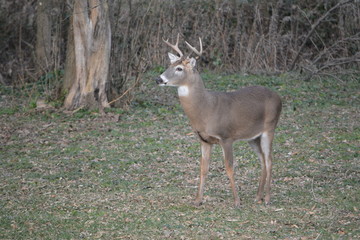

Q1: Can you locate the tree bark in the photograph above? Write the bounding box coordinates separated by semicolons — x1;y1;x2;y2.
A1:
63;0;111;110
268;0;282;71
35;0;65;79
35;0;52;75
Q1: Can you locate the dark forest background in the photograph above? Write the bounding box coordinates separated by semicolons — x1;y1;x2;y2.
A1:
0;0;359;108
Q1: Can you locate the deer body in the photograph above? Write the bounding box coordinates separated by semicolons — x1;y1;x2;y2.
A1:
156;35;282;207
179;85;280;143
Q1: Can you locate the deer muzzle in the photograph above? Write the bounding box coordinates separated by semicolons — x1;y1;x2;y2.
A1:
155;76;168;85
155;77;163;84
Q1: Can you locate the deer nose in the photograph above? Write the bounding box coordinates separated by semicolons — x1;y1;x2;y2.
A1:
155;76;164;85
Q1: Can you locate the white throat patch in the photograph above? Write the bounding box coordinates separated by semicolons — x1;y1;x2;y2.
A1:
178;86;189;97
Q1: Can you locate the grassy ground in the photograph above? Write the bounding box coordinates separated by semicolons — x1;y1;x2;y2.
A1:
1;72;359;239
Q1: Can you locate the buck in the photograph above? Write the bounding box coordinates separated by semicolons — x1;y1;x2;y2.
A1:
155;34;282;207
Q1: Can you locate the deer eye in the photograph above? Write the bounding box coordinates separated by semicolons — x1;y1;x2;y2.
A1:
176;67;183;72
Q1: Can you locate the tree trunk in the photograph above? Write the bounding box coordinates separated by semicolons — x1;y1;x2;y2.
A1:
63;0;111;110
268;0;282;71
35;0;53;76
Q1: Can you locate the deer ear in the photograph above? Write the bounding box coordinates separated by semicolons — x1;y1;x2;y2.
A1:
168;52;180;64
189;57;197;68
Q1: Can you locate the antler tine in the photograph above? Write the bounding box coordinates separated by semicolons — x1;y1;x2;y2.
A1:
162;33;183;57
185;37;203;56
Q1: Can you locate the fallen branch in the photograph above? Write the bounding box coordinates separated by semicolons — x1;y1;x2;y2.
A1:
317;53;360;72
303;53;360;81
108;75;141;106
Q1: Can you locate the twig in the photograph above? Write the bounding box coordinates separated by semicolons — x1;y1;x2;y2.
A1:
311;178;319;202
108;75;141;105
289;0;354;71
314;233;322;240
72;106;83;113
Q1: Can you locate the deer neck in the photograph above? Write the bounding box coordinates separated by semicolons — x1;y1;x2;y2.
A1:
178;74;212;131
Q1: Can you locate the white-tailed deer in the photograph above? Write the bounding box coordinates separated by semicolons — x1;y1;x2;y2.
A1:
155;34;282;207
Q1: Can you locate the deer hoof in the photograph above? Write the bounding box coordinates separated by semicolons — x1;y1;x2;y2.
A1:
265;195;271;205
255;197;263;204
194;200;203;207
264;200;271;206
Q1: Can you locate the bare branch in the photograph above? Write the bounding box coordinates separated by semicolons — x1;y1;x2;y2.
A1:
289;0;355;71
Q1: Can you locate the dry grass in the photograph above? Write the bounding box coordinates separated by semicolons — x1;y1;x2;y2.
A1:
1;72;359;239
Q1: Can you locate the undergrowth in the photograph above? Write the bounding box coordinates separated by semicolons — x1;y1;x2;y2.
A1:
0;72;359;239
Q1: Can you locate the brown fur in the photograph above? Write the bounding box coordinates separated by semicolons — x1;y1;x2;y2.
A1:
157;57;282;207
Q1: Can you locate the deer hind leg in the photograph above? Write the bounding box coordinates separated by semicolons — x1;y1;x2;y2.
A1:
195;141;213;206
248;137;266;204
249;132;274;205
261;132;274;205
220;140;241;208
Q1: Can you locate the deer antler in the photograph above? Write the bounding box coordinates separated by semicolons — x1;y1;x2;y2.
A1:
162;33;183;58
185;37;203;57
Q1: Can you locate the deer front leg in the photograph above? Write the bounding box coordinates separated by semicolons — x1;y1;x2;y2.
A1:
195;141;212;206
220;140;241;208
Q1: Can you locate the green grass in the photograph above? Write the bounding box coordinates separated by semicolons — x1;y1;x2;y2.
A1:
0;72;359;239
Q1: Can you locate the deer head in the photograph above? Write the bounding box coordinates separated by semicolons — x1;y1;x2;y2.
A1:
155;34;203;90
